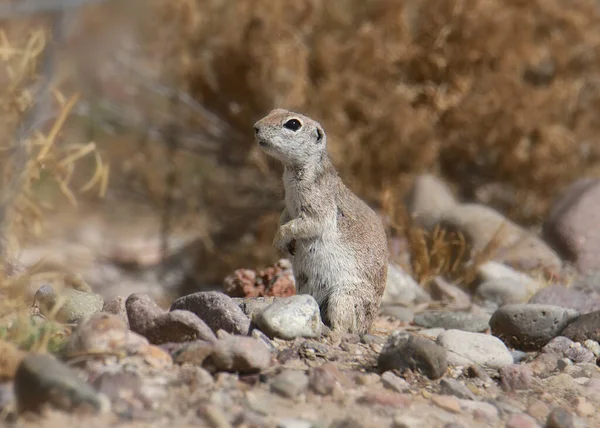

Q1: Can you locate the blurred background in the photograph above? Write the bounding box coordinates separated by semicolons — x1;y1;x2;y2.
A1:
1;0;600;305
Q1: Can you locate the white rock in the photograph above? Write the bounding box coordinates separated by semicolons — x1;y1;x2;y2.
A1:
382;263;431;307
256;295;322;340
436;329;513;370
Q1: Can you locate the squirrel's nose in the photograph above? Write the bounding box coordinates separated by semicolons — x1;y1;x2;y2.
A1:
253;125;260;135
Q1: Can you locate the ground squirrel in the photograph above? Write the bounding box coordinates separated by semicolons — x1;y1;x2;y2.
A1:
254;109;388;334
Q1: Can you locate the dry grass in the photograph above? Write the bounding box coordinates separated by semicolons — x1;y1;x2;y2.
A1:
0;18;107;352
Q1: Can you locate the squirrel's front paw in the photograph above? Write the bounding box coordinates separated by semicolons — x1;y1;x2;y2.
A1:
273;227;292;254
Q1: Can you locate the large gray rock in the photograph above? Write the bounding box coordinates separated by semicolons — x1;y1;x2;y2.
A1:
170;291;251;335
15;354;106;413
127;293;216;344
489;304;579;351
543;178;600;274
436;329;513;369
378;331;448;379
255;295;322;340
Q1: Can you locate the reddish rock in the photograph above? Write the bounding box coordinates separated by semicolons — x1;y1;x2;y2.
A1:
223;259;296;298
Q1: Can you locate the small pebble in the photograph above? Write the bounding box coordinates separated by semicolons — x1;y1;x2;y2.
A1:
381;371;411;393
270;370;309;399
500;364;533;391
546;407;575;428
439;378;475;400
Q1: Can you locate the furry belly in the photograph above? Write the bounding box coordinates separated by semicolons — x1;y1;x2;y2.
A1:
291;238;358;304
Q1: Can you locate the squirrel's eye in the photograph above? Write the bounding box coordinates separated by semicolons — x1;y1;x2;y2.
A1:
283;119;302;131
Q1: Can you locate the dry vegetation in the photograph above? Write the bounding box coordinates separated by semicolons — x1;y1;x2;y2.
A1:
2;0;600;293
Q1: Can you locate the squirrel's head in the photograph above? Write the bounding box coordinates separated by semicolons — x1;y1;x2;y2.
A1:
254;109;326;166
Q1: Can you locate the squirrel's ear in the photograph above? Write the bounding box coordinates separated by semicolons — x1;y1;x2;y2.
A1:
316;127;323;142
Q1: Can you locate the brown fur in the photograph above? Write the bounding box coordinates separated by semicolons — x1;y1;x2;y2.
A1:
254;109;388;333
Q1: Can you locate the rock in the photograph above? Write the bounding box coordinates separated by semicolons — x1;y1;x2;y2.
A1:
381;263;431;307
64;313;172;369
233;297;278;320
431;394;461;413
357;391;410;407
557;358;572;371
14;353;106;413
172;340;215;366
170;291;251;335
330;419;363;428
381;371;411;393
439;204;562;271
436;329;513;369
584;339;600;356
529;285;600;314
417;328;446;340
466;365;494;383
413;311;490;333
500;364;533;391
542;178;600;274
545;407;575;428
459;400;499;422
573;397;594;417
489;304;579;351
429;276;471;309
0;340;26;380
542;336;595;363
255;295;322;340
251;329;277;353
405;174;458;231
506;414;541;428
211;335;271;373
561;310;600;343
512;350;529;363
308;363;352;395
439;378;475;400
270;369;309;398
276;419;313;428
126;293;216;344
476;279;533;308
526;353;560;378
380;306;414;322
476;262;542;307
527;400;550;421
563;362;600;379
224;259;296;298
378;331;447;379
102;296;128;326
393;415;427;428
92;371;143;414
478;261;540;286
34;285;104;324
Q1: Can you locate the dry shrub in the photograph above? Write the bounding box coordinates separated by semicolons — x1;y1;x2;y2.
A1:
165;0;600;226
